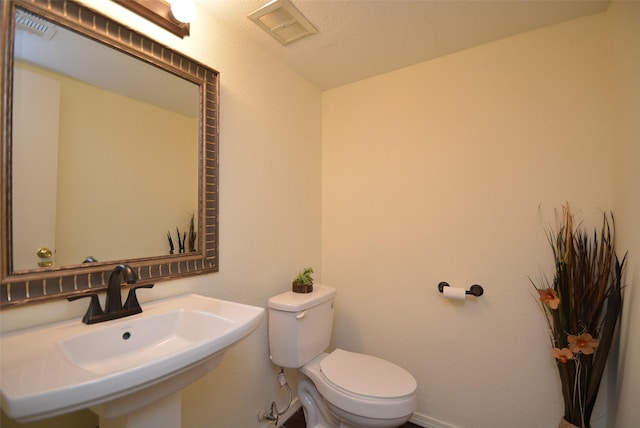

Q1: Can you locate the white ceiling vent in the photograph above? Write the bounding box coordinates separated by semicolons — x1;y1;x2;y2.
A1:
248;0;317;46
15;9;57;40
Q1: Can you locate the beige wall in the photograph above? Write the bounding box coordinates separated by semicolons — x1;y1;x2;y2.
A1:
13;62;198;267
55;71;198;264
323;5;636;428
1;0;322;427
2;2;638;428
608;2;640;428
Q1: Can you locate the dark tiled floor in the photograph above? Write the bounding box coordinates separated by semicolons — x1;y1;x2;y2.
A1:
281;407;421;428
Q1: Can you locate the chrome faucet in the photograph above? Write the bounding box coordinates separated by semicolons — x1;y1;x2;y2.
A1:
68;264;154;324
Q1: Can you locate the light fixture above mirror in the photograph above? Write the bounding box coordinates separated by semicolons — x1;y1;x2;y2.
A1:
169;0;197;24
113;0;193;38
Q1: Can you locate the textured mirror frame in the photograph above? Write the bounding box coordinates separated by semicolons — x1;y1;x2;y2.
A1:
0;0;219;307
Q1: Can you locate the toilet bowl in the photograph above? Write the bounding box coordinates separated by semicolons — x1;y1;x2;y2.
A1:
267;284;417;428
300;350;416;428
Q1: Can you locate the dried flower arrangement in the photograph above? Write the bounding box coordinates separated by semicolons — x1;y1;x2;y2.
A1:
532;204;626;428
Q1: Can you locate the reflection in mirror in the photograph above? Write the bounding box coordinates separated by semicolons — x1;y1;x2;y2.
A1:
13;14;199;270
1;0;219;307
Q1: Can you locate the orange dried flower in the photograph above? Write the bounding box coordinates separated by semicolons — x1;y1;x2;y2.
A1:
568;333;599;355
552;347;574;363
537;288;560;309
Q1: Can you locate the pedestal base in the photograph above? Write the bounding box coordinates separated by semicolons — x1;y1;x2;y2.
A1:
99;392;181;428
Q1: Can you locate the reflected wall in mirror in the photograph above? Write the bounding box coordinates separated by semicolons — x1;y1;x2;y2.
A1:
1;0;219;306
13;16;199;269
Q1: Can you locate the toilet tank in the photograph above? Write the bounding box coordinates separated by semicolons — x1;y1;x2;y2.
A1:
268;284;337;368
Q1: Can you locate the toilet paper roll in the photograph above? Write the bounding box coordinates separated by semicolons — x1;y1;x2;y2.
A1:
443;286;466;300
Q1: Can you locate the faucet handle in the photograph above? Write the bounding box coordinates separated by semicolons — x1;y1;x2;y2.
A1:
124;284;155;312
68;293;103;324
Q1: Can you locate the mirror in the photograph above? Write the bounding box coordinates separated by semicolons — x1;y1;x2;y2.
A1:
1;0;219;306
13;16;200;269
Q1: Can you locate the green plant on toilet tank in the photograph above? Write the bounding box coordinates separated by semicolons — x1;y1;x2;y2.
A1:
292;267;314;293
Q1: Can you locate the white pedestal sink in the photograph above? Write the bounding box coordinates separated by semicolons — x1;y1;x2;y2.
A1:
0;294;264;427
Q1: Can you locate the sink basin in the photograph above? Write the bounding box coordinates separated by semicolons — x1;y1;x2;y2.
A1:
0;293;264;423
58;309;233;376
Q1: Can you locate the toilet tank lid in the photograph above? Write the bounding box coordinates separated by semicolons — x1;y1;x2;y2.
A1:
268;284;337;312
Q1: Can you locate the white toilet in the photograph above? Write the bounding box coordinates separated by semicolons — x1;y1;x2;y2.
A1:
268;284;417;428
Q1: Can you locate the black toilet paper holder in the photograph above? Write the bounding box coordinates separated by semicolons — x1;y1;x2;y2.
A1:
438;281;484;297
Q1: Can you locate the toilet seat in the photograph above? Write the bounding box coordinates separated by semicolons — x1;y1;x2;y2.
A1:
320;349;416;399
301;350;416;421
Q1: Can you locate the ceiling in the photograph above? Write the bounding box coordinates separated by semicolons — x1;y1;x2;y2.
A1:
15;15;197;117
200;0;610;90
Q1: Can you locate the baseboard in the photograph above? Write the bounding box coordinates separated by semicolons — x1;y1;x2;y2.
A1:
410;411;457;428
268;399;452;428
276;397;302;427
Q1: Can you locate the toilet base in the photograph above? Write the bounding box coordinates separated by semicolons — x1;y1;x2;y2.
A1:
297;375;413;428
298;377;339;428
327;401;412;428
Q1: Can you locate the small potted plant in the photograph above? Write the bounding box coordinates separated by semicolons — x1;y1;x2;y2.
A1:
292;267;314;293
